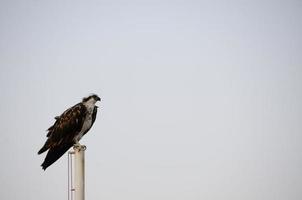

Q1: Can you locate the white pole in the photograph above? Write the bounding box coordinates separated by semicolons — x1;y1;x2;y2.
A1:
74;145;86;200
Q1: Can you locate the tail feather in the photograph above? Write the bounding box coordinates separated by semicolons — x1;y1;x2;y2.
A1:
41;143;73;170
38;144;49;155
38;139;52;154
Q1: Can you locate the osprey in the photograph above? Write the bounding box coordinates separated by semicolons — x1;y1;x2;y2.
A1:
38;94;101;170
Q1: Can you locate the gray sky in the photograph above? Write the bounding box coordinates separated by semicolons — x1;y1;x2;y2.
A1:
0;0;302;199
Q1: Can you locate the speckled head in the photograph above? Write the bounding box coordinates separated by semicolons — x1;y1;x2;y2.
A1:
82;94;101;103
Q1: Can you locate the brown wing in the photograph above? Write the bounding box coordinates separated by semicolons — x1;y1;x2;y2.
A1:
38;103;87;170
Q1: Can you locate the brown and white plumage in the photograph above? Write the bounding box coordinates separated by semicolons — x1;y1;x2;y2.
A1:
38;94;100;170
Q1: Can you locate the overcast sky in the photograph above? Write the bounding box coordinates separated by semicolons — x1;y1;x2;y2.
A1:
0;0;302;200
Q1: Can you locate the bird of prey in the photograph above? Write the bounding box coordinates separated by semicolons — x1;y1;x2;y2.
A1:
38;94;101;170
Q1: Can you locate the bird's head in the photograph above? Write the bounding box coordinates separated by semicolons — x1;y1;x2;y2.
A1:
82;94;101;104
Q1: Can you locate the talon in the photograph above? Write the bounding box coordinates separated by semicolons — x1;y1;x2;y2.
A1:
73;142;81;149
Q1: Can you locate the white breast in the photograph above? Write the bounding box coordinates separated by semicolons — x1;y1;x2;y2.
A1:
75;100;96;142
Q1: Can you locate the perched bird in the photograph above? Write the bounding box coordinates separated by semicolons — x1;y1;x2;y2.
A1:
38;94;101;170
